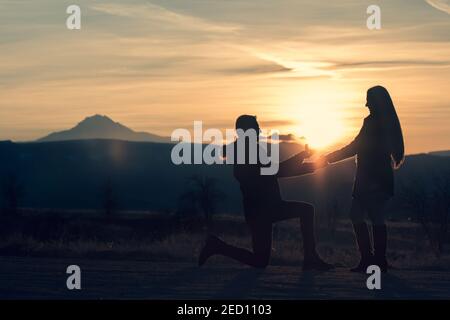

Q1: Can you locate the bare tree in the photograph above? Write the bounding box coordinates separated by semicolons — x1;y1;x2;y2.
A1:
180;175;223;231
432;173;450;254
399;176;439;256
326;197;340;239
1;173;24;217
102;177;116;219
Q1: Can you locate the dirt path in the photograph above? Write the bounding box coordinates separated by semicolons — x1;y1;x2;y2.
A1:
0;256;449;299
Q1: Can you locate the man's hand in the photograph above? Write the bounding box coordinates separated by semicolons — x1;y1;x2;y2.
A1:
298;147;315;159
313;155;329;169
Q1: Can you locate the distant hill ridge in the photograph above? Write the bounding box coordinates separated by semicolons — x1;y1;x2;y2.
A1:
0;138;448;213
27;114;450;159
429;150;450;157
37;114;171;143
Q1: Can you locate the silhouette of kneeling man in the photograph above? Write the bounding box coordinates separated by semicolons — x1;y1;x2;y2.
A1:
198;115;333;270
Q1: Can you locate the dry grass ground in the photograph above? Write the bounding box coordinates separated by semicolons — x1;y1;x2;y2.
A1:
1;256;450;299
1;212;449;299
0;212;449;271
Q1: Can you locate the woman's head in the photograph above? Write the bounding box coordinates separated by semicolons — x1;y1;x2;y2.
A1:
366;86;389;114
366;86;405;169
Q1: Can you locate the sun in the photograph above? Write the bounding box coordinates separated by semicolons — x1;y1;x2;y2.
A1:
280;82;351;151
295;106;345;150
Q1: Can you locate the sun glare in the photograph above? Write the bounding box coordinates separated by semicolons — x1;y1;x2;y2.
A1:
280;83;352;151
297;113;344;150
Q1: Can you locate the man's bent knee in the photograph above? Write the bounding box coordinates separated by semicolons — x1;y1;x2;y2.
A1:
303;204;315;221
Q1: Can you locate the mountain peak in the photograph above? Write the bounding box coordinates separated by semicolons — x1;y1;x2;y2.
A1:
84;114;111;121
84;114;113;122
76;114;125;130
37;115;170;143
79;114;117;124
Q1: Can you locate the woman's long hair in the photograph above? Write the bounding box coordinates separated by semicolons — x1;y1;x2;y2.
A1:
367;86;405;169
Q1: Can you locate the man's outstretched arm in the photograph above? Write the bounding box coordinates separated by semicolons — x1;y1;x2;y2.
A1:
277;151;318;177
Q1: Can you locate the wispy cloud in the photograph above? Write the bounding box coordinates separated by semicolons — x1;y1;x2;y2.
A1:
259;120;297;127
217;62;292;75
90;2;241;33
425;0;450;14
278;134;304;142
244;50;336;78
325;59;450;71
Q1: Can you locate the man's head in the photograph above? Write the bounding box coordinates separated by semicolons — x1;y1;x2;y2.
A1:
235;115;259;138
233;114;279;175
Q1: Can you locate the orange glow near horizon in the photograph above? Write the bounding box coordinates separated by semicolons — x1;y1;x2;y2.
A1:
272;82;360;151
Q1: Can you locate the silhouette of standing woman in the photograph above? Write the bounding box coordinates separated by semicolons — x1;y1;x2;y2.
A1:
325;86;405;272
198;115;333;270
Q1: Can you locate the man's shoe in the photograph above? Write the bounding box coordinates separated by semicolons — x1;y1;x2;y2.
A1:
303;254;334;271
198;235;221;267
350;255;374;273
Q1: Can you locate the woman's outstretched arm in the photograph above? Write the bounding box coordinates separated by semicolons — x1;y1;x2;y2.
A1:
326;121;364;163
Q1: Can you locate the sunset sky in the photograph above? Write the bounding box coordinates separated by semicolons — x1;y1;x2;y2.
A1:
0;0;449;153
